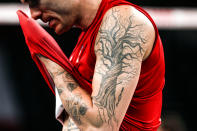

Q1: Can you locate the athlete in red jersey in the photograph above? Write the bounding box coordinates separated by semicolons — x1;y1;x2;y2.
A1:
20;0;165;130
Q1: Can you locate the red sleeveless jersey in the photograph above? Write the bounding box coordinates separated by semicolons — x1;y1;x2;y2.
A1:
69;0;165;130
17;0;165;130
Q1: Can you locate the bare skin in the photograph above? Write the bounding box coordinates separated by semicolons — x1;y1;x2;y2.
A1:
21;0;102;34
21;0;155;130
38;6;155;130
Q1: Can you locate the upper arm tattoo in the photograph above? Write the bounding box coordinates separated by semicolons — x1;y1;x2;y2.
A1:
92;8;147;126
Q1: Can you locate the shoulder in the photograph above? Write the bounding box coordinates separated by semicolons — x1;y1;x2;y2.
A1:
102;5;155;35
95;5;155;60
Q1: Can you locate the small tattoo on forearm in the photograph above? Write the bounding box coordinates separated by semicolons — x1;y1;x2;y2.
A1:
57;88;63;95
67;83;78;92
63;72;79;92
67;118;80;131
65;95;88;125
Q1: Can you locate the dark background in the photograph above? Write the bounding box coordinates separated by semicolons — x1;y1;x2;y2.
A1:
0;0;196;131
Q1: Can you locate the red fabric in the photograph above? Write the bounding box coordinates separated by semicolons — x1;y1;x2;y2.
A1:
69;0;165;130
17;10;92;95
17;0;165;130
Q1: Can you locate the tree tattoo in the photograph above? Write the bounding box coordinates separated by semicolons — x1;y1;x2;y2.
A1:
93;8;147;126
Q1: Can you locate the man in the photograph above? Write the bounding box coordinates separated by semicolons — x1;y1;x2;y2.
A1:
21;0;165;130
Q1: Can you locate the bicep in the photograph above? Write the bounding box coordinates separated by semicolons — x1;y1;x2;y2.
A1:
91;6;153;127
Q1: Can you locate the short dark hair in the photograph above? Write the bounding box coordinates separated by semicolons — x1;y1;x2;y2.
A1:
25;0;39;8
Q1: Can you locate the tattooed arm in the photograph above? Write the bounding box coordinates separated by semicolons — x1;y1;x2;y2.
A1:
62;117;80;131
39;5;155;131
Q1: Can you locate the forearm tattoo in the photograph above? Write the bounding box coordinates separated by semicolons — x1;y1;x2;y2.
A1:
64;94;88;125
65;118;80;131
55;71;87;125
63;73;78;92
92;8;147;126
57;88;63;95
38;54;87;128
56;71;78;92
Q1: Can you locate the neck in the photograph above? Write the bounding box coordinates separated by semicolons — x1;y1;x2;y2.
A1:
76;0;102;30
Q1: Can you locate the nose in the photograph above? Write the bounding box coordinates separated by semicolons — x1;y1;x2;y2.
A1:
30;8;42;20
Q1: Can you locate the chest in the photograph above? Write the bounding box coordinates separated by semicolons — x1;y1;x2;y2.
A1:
69;32;96;83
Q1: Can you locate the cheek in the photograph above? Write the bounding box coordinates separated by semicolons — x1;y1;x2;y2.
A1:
54;13;75;33
55;24;64;34
53;3;71;15
61;15;75;26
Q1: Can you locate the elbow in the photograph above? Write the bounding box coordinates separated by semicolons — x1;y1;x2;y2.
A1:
81;110;120;130
90;118;104;128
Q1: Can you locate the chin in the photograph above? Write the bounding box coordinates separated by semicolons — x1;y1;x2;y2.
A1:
55;24;72;35
55;30;64;35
